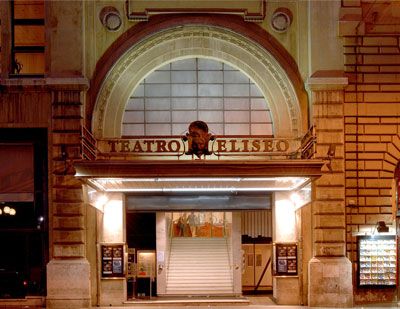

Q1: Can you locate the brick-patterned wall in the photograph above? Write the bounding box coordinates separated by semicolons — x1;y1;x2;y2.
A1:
51;90;86;258
341;0;400;303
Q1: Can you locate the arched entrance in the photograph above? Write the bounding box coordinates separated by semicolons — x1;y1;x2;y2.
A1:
89;15;307;140
83;14;320;306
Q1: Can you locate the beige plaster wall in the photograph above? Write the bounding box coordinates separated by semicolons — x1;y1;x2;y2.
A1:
82;1;344;82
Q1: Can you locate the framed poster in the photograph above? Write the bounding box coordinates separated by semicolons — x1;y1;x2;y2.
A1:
274;243;297;276
101;244;124;278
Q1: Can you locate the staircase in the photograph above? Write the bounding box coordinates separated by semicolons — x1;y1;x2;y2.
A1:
166;237;233;295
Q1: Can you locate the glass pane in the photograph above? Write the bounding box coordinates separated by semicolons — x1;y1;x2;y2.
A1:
171;84;196;97
14;53;44;74
208;123;223;135
146;111;170;123
172;98;197;110
198;111;223;123
14;25;45;46
145;124;171;135
251;98;267;110
225;111;250;123
145;84;170;97
172;123;190;135
224;71;249;83
14;0;45;19
122;124;145;136
198;84;223;97
198;98;223;110
145;98;170;110
250;84;263;97
171;71;196;83
126;98;145;111
224;98;250;110
145;71;170;84
172;111;197;123
198;71;223;83
225;124;250;135
131;84;144;97
123;111;144;123
224;84;249;97
251;111;271;123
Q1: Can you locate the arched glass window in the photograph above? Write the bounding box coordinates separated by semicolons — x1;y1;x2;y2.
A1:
122;58;273;136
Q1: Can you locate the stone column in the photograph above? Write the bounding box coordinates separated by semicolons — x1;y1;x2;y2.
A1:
306;71;353;307
46;86;91;309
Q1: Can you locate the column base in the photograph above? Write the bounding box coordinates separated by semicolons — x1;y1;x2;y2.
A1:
308;257;353;307
46;259;91;309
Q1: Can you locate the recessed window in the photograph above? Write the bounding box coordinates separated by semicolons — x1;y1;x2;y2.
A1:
122;58;274;136
11;0;45;76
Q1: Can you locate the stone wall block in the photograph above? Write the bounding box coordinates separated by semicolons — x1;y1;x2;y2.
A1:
314;214;345;228
53;244;85;258
53;175;83;188
314;228;346;243
315;186;345;200
53;216;84;229
313;200;345;214
53;119;82;132
53;202;84;216
53;230;85;243
54;188;83;202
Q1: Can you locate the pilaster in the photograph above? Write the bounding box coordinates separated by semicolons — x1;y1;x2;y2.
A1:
47;85;90;308
306;71;353;307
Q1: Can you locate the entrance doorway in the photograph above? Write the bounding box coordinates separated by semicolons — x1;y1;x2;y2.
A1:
126;212;156;299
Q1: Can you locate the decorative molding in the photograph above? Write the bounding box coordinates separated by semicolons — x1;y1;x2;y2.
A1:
126;0;266;22
93;25;302;140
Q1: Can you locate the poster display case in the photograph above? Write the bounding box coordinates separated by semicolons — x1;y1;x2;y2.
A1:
101;244;124;278
273;243;297;276
357;235;396;287
137;250;156;279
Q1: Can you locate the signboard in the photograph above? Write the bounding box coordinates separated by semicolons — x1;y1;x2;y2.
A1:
98;137;298;157
137;250;156;279
101;244;124;278
274;243;297;276
127;0;266;22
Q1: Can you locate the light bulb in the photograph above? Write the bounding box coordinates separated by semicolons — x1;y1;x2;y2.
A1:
3;206;10;214
9;208;16;216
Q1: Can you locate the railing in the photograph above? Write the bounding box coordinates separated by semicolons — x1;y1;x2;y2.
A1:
301;125;316;159
81;126;97;160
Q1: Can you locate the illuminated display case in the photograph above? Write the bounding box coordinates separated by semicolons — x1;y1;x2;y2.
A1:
357;235;397;287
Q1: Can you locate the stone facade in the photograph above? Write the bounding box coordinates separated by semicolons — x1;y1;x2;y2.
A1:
0;0;399;307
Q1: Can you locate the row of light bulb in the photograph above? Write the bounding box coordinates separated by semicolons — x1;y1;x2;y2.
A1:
0;206;16;216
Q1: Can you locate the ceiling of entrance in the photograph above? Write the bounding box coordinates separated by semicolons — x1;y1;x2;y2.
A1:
87;176;309;193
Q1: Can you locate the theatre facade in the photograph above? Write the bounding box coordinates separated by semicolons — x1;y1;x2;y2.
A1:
0;0;400;308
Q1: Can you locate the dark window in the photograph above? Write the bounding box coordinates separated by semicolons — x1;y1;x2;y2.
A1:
0;129;48;296
11;0;45;76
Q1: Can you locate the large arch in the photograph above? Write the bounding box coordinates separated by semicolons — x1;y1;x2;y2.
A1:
89;14;308;139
